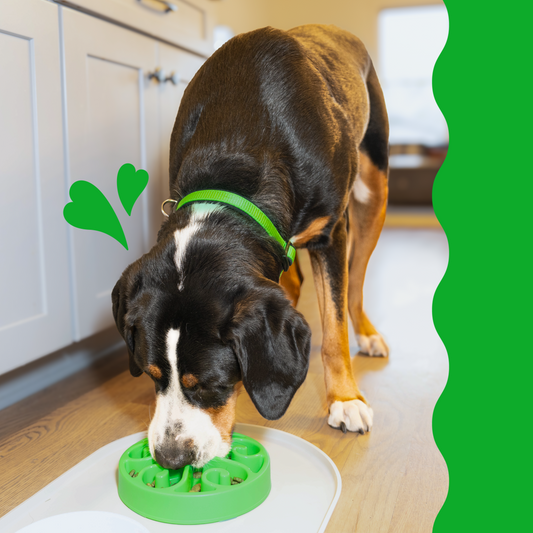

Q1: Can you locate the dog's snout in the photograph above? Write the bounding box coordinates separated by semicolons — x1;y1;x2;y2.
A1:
154;437;197;470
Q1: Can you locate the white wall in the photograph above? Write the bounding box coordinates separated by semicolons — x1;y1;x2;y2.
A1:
212;0;445;68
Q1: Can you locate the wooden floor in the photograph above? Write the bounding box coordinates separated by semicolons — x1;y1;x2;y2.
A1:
0;227;449;532
384;206;441;229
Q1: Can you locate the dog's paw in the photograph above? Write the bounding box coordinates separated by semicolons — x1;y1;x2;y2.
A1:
328;399;373;434
355;333;389;357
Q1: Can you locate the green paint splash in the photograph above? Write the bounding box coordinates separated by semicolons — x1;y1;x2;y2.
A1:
432;1;533;531
63;164;151;250
117;163;149;216
64;180;128;249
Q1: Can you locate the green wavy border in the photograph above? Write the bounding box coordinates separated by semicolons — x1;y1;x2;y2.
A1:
432;0;533;530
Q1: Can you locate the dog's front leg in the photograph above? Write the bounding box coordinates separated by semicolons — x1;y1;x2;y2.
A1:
309;217;373;434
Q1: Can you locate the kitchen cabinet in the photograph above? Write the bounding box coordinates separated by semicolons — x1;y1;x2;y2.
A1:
0;0;209;372
62;8;161;340
63;7;208;341
157;43;205;200
0;0;72;375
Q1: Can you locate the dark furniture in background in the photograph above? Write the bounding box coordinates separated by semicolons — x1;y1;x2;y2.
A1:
387;145;447;206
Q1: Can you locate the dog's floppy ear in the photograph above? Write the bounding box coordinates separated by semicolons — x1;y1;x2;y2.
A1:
227;280;311;420
112;276;143;377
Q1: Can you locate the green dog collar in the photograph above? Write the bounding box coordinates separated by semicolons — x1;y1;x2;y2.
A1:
176;190;296;273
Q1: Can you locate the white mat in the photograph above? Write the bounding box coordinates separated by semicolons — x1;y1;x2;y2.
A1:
1;424;341;533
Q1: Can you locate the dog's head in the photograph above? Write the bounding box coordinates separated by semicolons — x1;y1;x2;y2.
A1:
112;211;311;468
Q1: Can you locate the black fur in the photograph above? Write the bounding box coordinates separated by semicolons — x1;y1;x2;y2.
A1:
112;204;311;419
112;25;387;430
226;279;311;419
168;26;381;249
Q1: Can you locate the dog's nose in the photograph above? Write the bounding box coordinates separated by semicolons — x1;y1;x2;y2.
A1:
154;438;197;470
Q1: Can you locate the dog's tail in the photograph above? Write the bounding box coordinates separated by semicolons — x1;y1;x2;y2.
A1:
360;63;390;174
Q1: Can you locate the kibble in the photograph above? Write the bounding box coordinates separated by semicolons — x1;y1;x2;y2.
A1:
189;483;201;493
193;471;202;479
151;481;156;488
232;477;243;484
129;470;136;477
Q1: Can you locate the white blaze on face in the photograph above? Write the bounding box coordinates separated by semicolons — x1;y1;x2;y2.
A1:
173;203;223;290
147;328;231;467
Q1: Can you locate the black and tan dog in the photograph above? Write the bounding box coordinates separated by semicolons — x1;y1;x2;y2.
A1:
112;24;389;470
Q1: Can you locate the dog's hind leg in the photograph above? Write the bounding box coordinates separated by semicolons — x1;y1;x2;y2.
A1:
309;218;373;433
347;64;390;357
346;154;389;357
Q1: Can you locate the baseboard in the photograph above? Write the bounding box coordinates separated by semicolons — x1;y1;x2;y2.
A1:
0;328;124;411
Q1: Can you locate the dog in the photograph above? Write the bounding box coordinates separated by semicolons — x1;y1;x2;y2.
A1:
112;24;389;470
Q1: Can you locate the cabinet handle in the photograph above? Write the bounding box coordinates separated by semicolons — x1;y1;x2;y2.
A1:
137;0;178;14
165;71;180;85
148;67;165;83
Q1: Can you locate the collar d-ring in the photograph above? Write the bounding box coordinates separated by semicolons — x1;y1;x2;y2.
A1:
161;198;178;217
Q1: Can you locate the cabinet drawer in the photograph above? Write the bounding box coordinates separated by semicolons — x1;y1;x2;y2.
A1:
56;0;213;57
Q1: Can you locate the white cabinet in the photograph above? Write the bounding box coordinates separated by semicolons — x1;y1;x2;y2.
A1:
63;9;205;341
62;9;161;340
0;0;208;373
0;0;72;375
157;43;205;199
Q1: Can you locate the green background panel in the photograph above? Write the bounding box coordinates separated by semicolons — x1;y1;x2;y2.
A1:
432;0;533;531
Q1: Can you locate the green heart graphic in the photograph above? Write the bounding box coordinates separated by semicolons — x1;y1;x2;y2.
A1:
63;181;128;250
117;163;149;216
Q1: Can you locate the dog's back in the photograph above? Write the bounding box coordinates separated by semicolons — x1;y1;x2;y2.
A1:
288;24;389;186
168;25;385;244
288;24;372;141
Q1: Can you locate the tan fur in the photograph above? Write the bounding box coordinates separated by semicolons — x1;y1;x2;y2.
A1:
292;216;331;246
181;373;198;388
347;152;388;344
148;364;162;380
204;386;240;444
309;232;365;406
279;252;304;307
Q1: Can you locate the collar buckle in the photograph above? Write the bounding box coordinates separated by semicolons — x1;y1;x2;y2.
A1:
161;198;177;217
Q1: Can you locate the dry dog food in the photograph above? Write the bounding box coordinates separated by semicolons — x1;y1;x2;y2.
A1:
231;477;243;485
189;483;201;493
193;471;202;479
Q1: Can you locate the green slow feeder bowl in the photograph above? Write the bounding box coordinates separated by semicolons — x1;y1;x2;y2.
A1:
117;432;271;524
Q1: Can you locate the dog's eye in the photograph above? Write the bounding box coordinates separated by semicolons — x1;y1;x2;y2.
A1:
145;370;163;393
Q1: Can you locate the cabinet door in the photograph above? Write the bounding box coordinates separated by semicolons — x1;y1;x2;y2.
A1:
0;0;72;375
62;8;161;341
157;43;205;201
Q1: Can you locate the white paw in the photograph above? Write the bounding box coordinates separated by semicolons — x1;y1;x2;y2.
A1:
356;333;389;357
328;399;373;434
